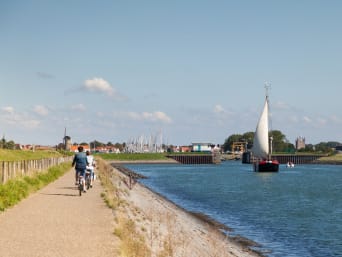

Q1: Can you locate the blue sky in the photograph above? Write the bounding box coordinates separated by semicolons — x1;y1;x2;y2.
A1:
1;0;342;146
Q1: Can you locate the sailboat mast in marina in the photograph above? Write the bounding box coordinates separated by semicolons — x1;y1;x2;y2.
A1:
252;84;279;172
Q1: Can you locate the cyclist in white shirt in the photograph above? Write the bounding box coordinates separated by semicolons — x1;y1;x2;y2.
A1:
86;151;96;188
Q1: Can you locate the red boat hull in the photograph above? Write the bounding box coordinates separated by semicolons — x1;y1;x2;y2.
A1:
254;160;279;172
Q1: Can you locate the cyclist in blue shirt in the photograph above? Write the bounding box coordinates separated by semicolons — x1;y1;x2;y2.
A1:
72;146;88;192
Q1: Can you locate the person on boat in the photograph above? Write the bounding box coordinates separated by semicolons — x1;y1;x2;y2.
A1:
286;162;294;168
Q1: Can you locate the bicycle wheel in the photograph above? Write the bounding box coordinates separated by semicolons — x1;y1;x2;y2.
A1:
79;183;83;196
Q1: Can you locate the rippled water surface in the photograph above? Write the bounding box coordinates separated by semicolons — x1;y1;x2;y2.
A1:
125;162;342;257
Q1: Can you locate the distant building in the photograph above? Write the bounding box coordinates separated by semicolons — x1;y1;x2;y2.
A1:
335;145;342;152
70;144;91;152
63;136;72;151
180;146;191;153
192;143;213;152
296;137;306;150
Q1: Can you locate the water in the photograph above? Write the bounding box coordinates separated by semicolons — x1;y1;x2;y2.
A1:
125;161;342;257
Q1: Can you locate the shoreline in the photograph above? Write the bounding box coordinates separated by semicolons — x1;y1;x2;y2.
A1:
111;162;265;257
109;159;179;164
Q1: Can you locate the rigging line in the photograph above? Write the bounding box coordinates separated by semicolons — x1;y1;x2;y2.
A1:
264;82;274;133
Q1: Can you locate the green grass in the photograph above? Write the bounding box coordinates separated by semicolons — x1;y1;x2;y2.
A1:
317;153;342;163
0;162;71;211
97;153;169;161
0;149;64;161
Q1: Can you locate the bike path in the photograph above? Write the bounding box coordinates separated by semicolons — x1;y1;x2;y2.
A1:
0;169;118;257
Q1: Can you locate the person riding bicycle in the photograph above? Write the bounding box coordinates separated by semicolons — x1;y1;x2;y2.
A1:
72;146;88;192
86;150;95;188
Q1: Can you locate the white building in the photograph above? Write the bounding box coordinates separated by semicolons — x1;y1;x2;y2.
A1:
192;143;213;152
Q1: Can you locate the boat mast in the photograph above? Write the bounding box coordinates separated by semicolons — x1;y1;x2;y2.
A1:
265;82;273;160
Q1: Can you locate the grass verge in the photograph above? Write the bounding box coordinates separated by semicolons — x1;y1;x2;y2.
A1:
316;153;342;163
0;162;71;211
96;153;169;161
97;157;153;257
0;149;66;161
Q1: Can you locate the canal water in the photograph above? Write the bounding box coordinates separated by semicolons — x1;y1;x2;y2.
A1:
125;161;342;257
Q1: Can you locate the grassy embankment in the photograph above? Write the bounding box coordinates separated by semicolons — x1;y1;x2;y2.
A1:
0;149;69;161
97;156;195;257
315;152;342;164
0;150;71;211
96;157;151;256
97;153;234;257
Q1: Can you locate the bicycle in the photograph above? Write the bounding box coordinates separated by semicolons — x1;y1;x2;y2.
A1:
78;175;85;196
85;170;91;190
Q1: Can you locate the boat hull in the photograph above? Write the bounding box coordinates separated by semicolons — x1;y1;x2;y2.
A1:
254;160;279;172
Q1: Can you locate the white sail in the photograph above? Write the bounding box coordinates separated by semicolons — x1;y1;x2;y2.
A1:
252;99;269;159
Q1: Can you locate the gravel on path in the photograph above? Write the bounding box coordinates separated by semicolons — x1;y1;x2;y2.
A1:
0;169;118;257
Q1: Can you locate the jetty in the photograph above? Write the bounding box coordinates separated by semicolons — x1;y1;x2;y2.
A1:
242;152;326;164
166;153;221;164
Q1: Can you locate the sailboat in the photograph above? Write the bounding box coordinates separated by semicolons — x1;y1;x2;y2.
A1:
252;85;279;172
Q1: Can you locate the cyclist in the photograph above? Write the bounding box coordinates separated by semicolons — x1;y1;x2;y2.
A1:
72;146;88;193
86;150;95;188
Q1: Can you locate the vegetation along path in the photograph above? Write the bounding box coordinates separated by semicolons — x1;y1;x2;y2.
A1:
0;169;118;257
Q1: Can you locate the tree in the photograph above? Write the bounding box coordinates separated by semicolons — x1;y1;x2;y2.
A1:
222;132;255;152
222;134;242;152
89;140;104;148
223;130;296;153
5;140;16;150
242;132;255;149
114;142;124;151
0;136;5;149
269;130;295;153
315;142;335;154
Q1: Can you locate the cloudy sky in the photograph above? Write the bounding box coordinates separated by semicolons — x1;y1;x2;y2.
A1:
1;1;342;146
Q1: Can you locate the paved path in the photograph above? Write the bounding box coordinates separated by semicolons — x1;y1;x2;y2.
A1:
0;170;118;257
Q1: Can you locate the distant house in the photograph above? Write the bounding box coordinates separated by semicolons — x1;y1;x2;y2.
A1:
35;145;55;151
70;145;91;152
180;146;191;153
192;143;213;153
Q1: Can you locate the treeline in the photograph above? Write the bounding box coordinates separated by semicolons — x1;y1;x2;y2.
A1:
73;140;126;152
222;130;341;154
0;137;18;150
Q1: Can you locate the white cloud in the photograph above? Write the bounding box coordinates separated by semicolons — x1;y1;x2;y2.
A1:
149;111;172;123
71;104;86;111
84;77;113;94
21;119;41;129
330;115;342;124
139;111;172;123
214;104;225;114
33;105;49;116
303;116;312;123
274;101;290;110
115;110;172;124
127;111;141;120
2;106;14;114
317;117;327;126
0;109;41;129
